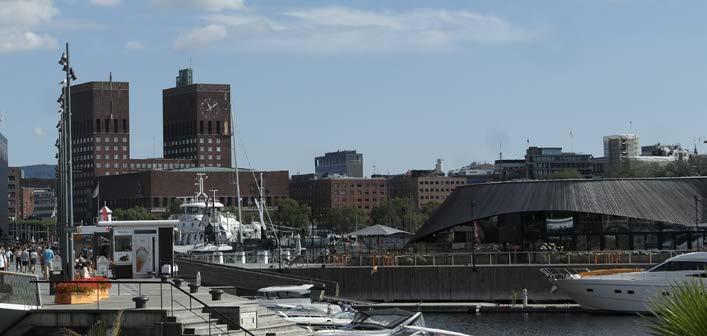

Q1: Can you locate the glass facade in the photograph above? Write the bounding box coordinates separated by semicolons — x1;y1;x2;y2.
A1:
454;211;705;251
0;133;7;237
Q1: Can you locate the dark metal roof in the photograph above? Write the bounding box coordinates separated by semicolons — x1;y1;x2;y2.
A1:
411;177;707;242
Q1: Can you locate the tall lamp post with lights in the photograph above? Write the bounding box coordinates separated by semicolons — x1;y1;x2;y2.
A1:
57;43;77;280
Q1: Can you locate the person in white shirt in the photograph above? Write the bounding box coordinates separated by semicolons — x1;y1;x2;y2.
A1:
4;249;12;271
0;248;6;271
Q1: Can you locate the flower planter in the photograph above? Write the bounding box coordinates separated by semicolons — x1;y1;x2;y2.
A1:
55;291;97;304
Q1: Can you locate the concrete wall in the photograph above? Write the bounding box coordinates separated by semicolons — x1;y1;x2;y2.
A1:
291;264;645;302
10;310;165;336
176;260;339;296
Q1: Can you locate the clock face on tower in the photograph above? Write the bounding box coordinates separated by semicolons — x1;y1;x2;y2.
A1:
199;97;219;119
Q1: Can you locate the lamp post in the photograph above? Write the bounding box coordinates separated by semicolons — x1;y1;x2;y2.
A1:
470;200;477;272
57;43;77;280
695;196;702;251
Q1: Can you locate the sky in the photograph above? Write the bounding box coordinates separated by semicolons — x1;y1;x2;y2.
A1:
2;0;707;176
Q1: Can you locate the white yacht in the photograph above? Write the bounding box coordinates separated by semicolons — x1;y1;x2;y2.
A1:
316;309;469;336
542;252;707;312
172;173;262;250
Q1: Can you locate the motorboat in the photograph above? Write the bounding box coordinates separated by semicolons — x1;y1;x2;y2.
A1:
541;252;707;312
316;309;469;336
277;307;355;330
256;284;341;314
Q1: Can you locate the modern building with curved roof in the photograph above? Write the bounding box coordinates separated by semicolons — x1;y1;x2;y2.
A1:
411;177;707;251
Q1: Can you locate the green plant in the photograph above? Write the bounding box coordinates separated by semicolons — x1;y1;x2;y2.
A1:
64;310;123;336
648;281;707;336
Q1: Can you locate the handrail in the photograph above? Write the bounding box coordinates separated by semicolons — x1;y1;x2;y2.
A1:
169;289;231;336
32;279;256;336
168;280;256;336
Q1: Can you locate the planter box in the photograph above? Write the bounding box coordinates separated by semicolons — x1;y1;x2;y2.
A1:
55;291;98;304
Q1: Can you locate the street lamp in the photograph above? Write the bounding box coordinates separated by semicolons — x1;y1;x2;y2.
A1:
57;43;77;280
470;200;478;272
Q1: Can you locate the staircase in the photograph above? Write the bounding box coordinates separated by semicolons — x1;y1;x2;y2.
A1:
168;290;311;336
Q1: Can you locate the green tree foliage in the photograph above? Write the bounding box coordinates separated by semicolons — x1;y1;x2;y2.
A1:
112;207;155;221
273;198;311;228
649;281;707;336
166;199;183;217
610;159;699;178
327;206;367;233
545;168;584;180
370;198;438;233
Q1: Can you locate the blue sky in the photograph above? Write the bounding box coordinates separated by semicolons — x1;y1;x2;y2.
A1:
2;0;707;176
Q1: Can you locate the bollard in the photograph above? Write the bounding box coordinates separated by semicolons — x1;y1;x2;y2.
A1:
235;251;246;264
209;289;224;301
522;288;528;307
214;252;224;264
132;296;149;309
173;278;183;287
188;283;199;294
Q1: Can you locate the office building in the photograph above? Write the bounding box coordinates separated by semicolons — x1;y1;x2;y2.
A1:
315;150;363;177
603;134;640;172
448;162;495;184
32;188;57;219
387;160;466;209
525;147;594;179
96;168;288;217
0;134;7;235
289;175;388;225
8;167;20;222
493;159;526;181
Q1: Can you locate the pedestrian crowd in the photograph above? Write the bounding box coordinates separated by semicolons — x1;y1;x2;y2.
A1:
0;243;56;279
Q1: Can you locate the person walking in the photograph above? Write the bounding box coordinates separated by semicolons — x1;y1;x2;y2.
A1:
42;247;55;279
4;248;12;271
0;248;6;272
21;249;30;273
14;247;21;272
29;248;39;274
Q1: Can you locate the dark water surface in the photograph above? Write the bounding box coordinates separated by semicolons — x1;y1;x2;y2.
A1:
425;312;650;336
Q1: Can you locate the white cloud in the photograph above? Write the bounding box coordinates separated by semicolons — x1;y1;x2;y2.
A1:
33;127;47;137
174;25;228;51
125;41;145;50
178;6;534;52
154;0;245;12
90;0;120;7
0;0;58;53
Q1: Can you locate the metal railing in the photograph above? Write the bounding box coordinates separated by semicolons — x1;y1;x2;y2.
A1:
184;249;689;268
31;278;255;336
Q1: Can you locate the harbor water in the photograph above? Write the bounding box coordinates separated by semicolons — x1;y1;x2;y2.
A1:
425;313;650;336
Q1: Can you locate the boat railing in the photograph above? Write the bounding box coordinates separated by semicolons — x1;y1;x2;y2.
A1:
184;249;688;268
539;267;591;280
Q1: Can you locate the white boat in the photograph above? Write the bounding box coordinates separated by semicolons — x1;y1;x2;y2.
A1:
256;284;341;314
278;308;355;330
316;309;469;336
172;173;262;250
541;252;707;312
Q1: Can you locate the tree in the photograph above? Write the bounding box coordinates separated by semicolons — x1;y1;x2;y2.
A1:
545;168;584;180
326;206;367;233
112;207;155;220
273;198;311;228
369;198;432;233
166;199;183;217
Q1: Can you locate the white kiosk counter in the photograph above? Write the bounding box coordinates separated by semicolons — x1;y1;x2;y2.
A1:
97;220;178;279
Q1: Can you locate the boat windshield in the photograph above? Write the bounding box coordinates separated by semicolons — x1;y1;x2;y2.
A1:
345;313;411;330
262;291;310;300
648;261;707;272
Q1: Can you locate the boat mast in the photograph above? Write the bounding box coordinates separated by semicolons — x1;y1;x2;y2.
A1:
231;101;243;244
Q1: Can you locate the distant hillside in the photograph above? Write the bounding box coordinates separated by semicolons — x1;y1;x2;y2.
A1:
20;164;56;179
